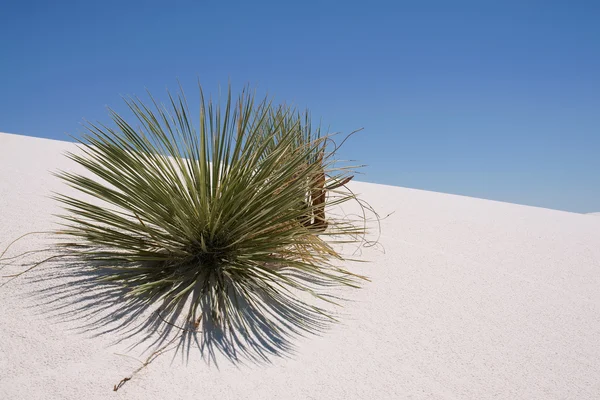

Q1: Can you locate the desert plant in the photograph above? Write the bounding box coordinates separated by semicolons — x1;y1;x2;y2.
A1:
1;84;374;375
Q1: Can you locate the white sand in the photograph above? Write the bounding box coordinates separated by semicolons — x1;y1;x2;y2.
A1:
1;131;600;399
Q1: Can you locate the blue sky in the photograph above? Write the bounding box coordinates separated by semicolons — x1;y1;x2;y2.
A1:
1;1;599;212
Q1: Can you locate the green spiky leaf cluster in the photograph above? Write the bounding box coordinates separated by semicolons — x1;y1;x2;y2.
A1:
53;84;368;338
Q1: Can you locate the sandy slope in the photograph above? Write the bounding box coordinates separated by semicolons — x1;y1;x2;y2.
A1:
1;131;600;399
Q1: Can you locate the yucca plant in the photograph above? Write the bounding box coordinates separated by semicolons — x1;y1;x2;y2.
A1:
1;84;373;372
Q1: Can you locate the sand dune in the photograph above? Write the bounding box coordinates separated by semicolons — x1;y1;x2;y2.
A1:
1;131;600;399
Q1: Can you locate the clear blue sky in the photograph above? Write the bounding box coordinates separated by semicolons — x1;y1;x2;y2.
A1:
1;1;599;213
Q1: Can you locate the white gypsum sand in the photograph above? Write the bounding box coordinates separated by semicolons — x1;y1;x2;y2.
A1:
1;131;600;399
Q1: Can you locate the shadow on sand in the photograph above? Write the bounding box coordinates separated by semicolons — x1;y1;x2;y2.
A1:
10;253;350;369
